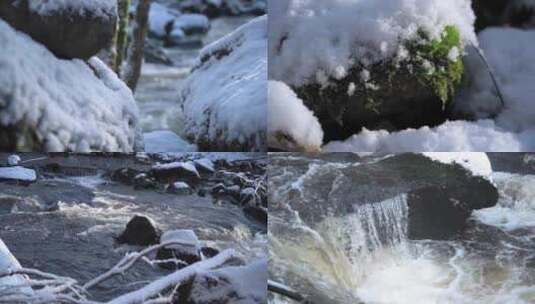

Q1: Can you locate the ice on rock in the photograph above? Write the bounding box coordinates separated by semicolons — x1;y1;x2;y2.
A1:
179;16;267;151
0;166;37;182
268;81;324;152
193;158;215;172
0;19;141;152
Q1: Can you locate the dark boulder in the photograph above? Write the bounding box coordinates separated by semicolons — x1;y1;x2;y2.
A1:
110;168;143;185
407;182;498;240
117;215;160;246
166;182;193;195
0;0;117;59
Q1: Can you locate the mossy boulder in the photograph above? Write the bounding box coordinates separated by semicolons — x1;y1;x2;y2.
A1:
294;26;465;143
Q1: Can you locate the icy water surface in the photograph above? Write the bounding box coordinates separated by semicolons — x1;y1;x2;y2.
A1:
0;155;266;301
269;155;535;304
135;16;253;142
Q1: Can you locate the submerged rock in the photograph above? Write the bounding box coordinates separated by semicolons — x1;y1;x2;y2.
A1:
0;0;117;59
117;215;161;246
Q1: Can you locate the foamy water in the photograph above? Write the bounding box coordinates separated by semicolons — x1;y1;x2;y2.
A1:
269;159;535;304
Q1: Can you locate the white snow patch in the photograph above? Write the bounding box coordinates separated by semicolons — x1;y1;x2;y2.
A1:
421;152;492;178
269;0;477;86
179;16;267;151
268;80;323;152
0;166;36;182
323;120;535;153
193;158;215;172
144;131;197;153
152;161;200;177
454;28;535;133
0;20;141;152
7;155;20;166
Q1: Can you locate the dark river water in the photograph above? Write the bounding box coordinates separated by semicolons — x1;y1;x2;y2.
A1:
0;154;266;301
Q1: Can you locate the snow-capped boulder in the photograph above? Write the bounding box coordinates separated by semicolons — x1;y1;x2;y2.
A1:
179;16;267;151
157;229;201;270
177;0;266;18
175;258;267;304
0;19;142;152
269;0;476;143
151;161;201;184
422;152;492;178
0;0;117;59
0;166;36;183
166;181;193;195
117;215;161;246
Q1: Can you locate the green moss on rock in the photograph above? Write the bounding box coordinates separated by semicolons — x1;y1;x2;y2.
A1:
293;25;465;142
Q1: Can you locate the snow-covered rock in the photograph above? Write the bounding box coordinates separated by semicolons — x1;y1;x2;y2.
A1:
166;181;193;195
160;229;200;255
0;238;33;295
454;28;535;133
7;155;20;166
151;161;201;183
144;130;197;152
193;158;215;173
177;0;266;18
0;166;37;182
179;16;267;151
269;0;476;142
0;19;142;152
422;152;492;178
268;81;323;152
0;0;117;59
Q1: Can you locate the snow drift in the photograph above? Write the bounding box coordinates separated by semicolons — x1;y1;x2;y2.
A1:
179;15;267;151
0;19;142;152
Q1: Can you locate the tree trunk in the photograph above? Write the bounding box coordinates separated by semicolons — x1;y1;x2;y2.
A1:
122;0;151;92
115;0;131;73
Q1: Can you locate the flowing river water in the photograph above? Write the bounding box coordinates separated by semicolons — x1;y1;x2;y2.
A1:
269;154;535;304
0;154;267;301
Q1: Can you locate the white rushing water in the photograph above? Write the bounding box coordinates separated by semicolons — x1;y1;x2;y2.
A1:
270;168;535;304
